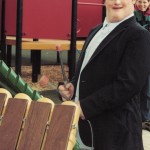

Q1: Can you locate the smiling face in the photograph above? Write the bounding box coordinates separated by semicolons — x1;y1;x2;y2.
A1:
104;0;136;22
136;0;150;12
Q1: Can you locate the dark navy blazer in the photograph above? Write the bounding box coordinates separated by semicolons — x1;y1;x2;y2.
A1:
72;17;150;150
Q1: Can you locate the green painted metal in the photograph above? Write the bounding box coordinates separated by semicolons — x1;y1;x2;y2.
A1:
0;60;42;100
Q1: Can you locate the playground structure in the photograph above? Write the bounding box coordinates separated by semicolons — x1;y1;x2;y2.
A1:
0;2;150;149
0;88;80;150
0;60;41;99
4;0;103;39
0;58;81;150
0;0;104;82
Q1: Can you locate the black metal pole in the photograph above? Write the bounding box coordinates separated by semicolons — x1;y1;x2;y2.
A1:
15;0;23;75
31;38;41;82
68;0;77;80
0;0;6;62
102;4;106;22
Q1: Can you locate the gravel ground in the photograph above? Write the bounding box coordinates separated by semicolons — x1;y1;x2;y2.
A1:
20;65;69;91
19;65;69;103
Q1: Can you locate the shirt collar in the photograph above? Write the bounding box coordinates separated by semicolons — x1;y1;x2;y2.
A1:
103;13;134;28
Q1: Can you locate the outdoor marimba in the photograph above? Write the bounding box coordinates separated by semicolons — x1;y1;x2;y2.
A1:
0;88;80;150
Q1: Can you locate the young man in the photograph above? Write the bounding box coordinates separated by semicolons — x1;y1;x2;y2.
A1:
59;0;150;149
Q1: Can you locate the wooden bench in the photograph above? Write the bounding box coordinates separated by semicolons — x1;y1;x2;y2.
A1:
0;88;80;150
6;36;84;50
5;36;85;82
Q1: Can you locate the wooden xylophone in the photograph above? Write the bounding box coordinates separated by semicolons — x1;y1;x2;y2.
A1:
0;88;80;150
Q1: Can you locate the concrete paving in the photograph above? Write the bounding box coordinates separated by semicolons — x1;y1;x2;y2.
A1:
143;130;150;150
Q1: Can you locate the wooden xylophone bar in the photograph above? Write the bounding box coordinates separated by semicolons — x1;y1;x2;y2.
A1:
0;88;80;150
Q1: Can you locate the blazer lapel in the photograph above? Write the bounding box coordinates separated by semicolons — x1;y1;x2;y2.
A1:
87;17;136;64
76;25;103;72
82;25;103;52
88;27;127;63
76;17;136;76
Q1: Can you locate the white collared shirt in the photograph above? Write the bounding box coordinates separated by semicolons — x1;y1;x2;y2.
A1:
75;14;134;101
